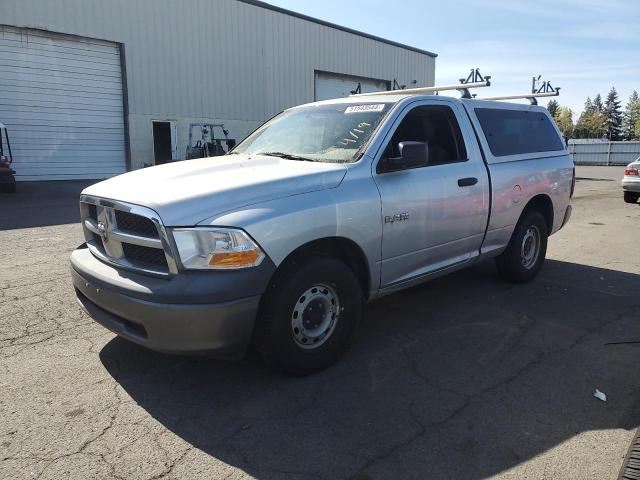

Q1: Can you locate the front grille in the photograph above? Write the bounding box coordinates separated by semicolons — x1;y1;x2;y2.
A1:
80;197;176;276
88;204;98;221
114;210;158;238
92;232;103;246
122;243;168;268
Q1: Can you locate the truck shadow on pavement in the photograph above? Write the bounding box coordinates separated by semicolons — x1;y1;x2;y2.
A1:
100;259;640;479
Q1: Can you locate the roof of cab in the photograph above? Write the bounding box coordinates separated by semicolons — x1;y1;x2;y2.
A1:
290;94;548;113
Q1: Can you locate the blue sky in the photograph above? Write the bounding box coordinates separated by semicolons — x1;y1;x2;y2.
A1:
267;0;639;118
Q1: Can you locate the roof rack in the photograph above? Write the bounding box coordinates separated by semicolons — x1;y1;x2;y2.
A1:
478;90;560;105
351;68;491;99
478;76;560;105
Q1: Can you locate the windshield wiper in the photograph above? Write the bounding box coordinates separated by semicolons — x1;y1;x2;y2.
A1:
258;152;316;162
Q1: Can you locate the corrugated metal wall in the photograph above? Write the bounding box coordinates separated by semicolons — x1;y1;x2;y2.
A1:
568;140;640;166
0;0;435;169
0;26;127;180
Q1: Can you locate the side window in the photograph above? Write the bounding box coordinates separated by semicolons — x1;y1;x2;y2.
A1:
380;105;467;170
474;108;565;157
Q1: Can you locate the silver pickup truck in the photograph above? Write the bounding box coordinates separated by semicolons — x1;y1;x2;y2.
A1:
71;93;574;374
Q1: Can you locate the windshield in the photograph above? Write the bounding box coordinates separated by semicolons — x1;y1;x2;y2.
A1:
230;102;393;163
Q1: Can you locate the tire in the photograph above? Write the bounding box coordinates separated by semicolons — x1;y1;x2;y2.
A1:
496;209;548;284
624;191;639;204
0;181;16;193
254;257;362;375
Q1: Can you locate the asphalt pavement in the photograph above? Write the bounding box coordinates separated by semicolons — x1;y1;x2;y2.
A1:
0;166;639;480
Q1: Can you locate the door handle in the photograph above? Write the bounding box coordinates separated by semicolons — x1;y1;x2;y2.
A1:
458;177;478;187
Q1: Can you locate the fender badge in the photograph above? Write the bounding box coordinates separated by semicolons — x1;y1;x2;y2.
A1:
384;212;410;224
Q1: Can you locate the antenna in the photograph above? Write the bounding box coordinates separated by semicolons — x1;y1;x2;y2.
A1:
351;68;491;98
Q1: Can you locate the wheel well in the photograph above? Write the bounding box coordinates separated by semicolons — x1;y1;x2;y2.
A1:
273;237;371;299
522;194;554;233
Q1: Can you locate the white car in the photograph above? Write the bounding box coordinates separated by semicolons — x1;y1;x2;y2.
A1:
623;157;640;204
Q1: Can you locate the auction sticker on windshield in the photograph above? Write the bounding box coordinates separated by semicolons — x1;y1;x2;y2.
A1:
344;104;385;114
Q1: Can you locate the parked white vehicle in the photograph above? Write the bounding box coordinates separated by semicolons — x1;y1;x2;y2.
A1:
622;157;640;204
71;92;574;374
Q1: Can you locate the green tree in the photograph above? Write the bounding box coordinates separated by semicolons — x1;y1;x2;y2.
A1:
584;96;594;114
593;94;604;112
553;106;574;137
575;97;594;138
603;87;623;140
622;90;640;140
547;99;559;117
575;95;607;139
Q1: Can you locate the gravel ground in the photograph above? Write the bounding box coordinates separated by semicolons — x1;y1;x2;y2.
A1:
0;166;639;480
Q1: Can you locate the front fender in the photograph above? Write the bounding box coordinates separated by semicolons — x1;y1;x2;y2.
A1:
198;171;383;294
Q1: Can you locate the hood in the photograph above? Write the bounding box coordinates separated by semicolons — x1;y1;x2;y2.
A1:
82;155;347;226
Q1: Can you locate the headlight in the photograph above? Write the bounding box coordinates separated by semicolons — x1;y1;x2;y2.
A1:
172;228;265;270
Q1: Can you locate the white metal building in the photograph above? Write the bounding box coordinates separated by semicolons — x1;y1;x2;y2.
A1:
0;0;436;181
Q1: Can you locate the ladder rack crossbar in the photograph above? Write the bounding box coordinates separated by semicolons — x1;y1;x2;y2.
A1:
479;90;560;103
351;80;490;97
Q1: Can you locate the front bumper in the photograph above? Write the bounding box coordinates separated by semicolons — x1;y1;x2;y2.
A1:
71;246;275;356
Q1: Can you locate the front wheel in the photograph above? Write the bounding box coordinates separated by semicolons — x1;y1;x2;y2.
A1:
624;191;639;204
254;257;362;375
496;210;548;283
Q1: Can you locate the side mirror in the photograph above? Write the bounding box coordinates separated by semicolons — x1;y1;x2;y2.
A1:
385;141;428;171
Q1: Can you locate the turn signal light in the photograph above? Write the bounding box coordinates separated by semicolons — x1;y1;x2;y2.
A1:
209;250;260;267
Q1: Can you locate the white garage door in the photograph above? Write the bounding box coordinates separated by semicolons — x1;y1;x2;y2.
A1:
0;26;126;180
315;71;390;101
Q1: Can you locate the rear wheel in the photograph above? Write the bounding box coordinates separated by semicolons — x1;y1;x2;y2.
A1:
254;257;362;375
624;192;639;204
496;210;548;283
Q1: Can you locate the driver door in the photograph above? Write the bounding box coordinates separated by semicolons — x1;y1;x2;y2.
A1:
373;101;490;288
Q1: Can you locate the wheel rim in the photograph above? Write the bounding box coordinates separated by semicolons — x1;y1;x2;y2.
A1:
291;283;340;349
521;225;540;269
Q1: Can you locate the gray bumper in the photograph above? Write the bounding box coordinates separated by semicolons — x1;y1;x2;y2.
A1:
622;179;640;193
71;247;274;356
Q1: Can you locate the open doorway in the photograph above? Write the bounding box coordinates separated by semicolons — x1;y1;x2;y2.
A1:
152;121;177;164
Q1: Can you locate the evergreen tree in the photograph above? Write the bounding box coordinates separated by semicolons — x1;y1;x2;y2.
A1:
584;96;593;113
622;91;640;140
593;94;604;112
603;87;623;140
575;97;594;138
546;100;559;117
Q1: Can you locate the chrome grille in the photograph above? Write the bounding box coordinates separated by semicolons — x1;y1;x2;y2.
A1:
114;210;159;238
79;195;178;277
87;203;98;222
121;243;168;268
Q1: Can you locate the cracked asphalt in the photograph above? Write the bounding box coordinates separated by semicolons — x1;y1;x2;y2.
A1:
1;166;639;480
